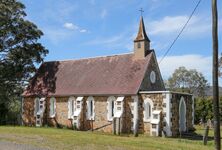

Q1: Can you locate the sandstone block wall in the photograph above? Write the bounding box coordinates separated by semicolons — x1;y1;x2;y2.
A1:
22;97;35;126
22;93;193;137
122;96;133;133
139;92;193;137
23;96;134;133
171;94;193;136
139;93;164;135
88;96;112;132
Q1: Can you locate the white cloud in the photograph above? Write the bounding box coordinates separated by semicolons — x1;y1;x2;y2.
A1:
147;0;173;12
41;1;78;23
63;22;88;33
100;9;107;19
43;26;87;44
158;54;212;83
148;15;211;37
63;23;79;30
152;41;169;51
149;16;186;35
87;35;123;45
85;33;132;50
80;29;87;33
43;27;73;44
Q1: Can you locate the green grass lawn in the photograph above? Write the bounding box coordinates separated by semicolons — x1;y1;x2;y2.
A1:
195;125;222;137
0;126;219;150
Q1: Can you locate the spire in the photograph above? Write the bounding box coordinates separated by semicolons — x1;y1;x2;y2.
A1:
133;15;151;59
134;16;150;42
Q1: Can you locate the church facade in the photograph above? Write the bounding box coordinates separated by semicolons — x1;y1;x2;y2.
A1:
22;17;194;137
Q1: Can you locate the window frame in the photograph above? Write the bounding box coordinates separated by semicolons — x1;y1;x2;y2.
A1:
111;100;114;117
34;97;40;117
49;97;56;118
143;98;153;122
86;96;95;120
68;97;75;119
107;96;116;121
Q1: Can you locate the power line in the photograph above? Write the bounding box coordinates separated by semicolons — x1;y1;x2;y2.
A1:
158;0;202;64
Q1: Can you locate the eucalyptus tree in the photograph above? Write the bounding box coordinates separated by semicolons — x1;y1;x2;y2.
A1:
0;0;48;123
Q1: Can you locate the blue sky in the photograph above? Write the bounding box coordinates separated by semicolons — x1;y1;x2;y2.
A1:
21;0;222;85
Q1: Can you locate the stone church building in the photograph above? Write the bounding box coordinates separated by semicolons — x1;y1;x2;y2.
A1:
22;17;194;137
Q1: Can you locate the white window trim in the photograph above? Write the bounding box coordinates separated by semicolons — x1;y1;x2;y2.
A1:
131;96;139;131
34;97;40;117
163;93;172;136
68;97;75;119
143;98;153;122
49;97;56;118
74;97;83;116
86;96;95;120
114;96;124;118
179;96;187;132
107;96;116;121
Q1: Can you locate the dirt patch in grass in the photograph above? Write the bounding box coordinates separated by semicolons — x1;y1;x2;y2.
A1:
0;140;49;150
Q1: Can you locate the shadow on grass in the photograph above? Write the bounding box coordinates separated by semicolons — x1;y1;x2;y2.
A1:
178;132;214;141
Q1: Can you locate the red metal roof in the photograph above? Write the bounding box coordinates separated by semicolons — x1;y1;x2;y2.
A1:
23;52;153;97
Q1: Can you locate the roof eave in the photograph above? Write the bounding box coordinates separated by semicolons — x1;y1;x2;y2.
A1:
22;93;139;98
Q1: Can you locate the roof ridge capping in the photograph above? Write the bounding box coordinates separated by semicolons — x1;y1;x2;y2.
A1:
44;52;137;63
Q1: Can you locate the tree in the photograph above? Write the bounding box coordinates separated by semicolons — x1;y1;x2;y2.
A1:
0;0;48;123
166;66;208;97
195;96;222;124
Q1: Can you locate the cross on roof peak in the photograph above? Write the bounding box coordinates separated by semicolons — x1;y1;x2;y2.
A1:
139;8;144;16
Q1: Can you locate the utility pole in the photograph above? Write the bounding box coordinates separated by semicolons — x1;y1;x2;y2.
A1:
212;0;221;149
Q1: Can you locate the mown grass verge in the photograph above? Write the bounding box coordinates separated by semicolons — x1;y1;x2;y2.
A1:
0;126;218;150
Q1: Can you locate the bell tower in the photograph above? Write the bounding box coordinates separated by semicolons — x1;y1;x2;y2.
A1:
134;15;150;59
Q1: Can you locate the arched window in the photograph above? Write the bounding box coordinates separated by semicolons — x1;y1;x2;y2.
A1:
68;97;75;119
34;97;40;116
90;101;93;116
143;98;153;122
111;100;114;117
86;96;95;120
145;103;151;119
107;96;116;121
50;97;56;117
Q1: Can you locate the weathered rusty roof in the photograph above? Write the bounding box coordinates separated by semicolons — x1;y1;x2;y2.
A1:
134;16;150;42
23;52;153;97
